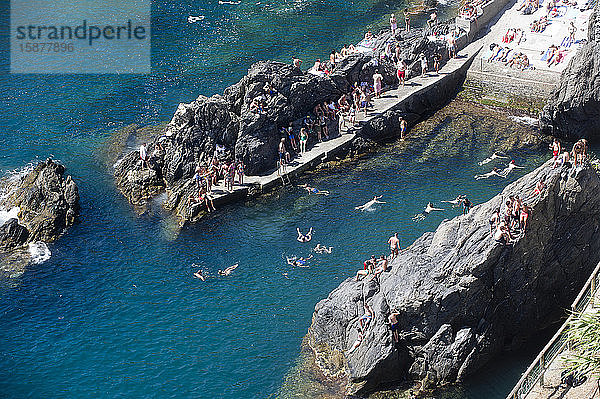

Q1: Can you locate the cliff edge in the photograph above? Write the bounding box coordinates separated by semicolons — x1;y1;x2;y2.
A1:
540;1;600;140
307;160;600;395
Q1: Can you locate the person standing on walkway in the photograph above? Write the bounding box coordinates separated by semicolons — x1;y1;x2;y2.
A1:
299;127;308;154
390;14;398;35
403;8;412;32
420;54;428;77
373;70;383;98
447;35;457;59
433;52;442;74
397;59;407;88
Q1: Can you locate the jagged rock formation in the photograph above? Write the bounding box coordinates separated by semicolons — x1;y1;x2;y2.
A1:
114;27;452;216
307;161;600;396
540;2;600;140
0;159;79;250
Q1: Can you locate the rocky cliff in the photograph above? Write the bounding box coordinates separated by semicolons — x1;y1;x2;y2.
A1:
307;160;600;395
540;2;600;140
114;26;453;216
0;159;79;250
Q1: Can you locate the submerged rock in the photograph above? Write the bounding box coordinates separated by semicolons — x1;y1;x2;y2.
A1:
307;160;600;395
0;158;79;251
540;1;600;140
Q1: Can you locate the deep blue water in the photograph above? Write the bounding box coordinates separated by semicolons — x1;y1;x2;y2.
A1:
0;0;551;398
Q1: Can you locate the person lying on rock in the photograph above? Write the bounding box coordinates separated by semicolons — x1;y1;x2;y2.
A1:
531;178;545;197
346;331;364;355
358;304;374;332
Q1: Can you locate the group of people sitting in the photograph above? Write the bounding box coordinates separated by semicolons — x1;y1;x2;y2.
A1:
517;0;540;15
354;255;389;281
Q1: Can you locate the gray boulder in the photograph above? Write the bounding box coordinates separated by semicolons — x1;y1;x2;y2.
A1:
0;158;79;250
540;1;600;140
307;160;600;396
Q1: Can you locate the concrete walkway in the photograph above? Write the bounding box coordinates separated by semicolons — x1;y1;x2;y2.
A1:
206;41;483;207
467;0;594;97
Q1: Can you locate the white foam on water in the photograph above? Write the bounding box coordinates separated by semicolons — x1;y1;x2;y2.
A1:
509;115;539;126
28;242;51;264
0;207;20;226
0;162;35;203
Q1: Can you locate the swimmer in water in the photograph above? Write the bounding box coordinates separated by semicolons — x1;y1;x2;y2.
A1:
286;255;313;267
194;269;206;281
355;196;386;211
478;152;508;166
300;184;330;196
475;167;503;180
412;202;444;221
497;160;524;177
297;227;313;242
314;243;333;254
218;0;241;4
441;195;465;206
218;263;239;276
187;15;205;23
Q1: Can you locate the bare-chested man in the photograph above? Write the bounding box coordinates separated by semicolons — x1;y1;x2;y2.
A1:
355;196;386;211
388;233;400;258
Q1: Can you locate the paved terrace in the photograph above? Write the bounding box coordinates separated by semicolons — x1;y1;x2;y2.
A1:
204;39;484;211
523;298;600;399
467;0;595;97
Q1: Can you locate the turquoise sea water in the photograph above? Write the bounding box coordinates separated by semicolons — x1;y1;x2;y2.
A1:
0;1;554;398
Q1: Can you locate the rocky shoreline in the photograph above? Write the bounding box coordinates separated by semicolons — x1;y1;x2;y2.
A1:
307;159;600;396
0;159;79;252
113;22;463;220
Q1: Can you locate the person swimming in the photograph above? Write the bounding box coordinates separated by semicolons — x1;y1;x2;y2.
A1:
286;255;313;267
441;195;465;206
355;196;386;211
300;184;330;196
218;0;241;4
187;15;205;23
193;269;206;281
478;152;508;166
412;202;444;221
314;243;333;254
475;167;503;180
218;263;238;276
498;160;524;177
297;227;313;242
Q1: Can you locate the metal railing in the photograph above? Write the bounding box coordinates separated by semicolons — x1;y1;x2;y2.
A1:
506;261;600;399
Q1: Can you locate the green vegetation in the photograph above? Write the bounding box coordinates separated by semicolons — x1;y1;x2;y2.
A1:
564;310;600;377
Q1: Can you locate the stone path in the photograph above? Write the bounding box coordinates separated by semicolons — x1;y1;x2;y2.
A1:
207;40;484;206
